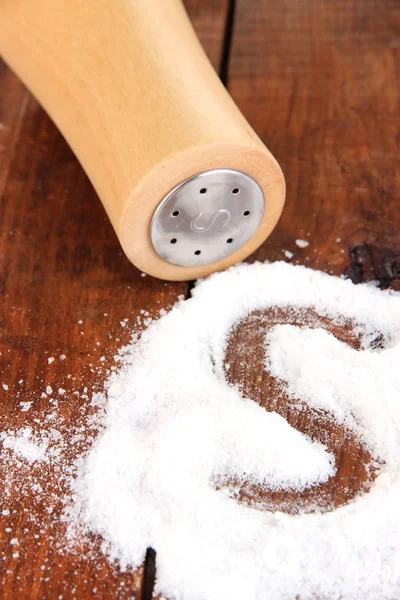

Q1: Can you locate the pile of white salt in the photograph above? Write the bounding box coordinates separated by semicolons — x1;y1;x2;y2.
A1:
68;262;400;600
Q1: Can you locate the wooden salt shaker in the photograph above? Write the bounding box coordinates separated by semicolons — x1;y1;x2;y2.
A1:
0;0;285;280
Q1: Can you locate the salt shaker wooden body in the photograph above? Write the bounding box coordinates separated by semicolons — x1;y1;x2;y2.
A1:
0;0;285;280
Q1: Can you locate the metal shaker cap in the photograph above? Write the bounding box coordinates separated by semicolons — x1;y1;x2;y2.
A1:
151;169;264;267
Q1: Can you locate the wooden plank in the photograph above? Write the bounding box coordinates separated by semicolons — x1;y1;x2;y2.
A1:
0;1;228;599
223;0;400;513
229;0;400;272
185;0;230;71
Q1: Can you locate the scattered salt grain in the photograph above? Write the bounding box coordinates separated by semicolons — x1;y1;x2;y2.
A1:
90;393;105;407
2;429;47;463
19;402;32;412
295;238;309;248
2;384;8;391
46;386;53;395
47;357;54;364
283;250;293;259
10;538;18;546
70;262;400;600
2;509;10;516
59;355;66;361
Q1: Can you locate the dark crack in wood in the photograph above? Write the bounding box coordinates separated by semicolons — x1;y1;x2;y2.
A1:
345;244;400;290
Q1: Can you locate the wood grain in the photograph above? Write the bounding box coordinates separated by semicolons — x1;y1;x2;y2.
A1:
229;0;400;274
223;308;382;514
0;1;228;598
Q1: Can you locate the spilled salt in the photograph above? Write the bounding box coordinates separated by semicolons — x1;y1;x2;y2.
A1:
1;428;48;463
69;262;400;600
295;239;309;248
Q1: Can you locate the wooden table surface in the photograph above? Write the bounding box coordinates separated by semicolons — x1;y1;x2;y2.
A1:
0;0;399;598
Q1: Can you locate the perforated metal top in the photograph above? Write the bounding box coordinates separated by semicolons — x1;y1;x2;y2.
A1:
150;169;264;267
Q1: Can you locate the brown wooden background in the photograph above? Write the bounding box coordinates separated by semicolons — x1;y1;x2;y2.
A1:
0;0;399;598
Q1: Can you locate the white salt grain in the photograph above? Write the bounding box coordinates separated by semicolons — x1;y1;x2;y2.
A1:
2;429;47;463
47;357;54;364
71;262;400;600
2;384;8;391
19;402;32;412
283;250;293;259
295;239;309;248
46;386;53;395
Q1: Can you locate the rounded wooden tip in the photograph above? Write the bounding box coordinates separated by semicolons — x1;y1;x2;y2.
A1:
121;142;285;281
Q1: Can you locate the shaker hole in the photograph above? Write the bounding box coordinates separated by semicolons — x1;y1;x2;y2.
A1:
172;210;180;217
243;210;250;216
194;250;201;255
170;238;177;244
232;188;239;194
227;238;233;244
200;188;207;194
